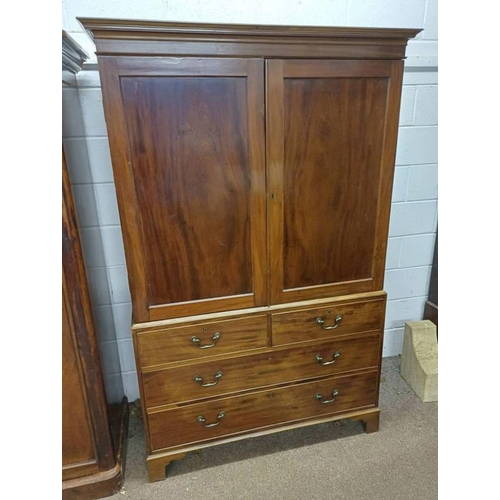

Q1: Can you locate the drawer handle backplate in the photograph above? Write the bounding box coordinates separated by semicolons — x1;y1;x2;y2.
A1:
194;371;223;387
315;351;341;366
197;411;226;428
316;315;343;330
191;332;221;349
315;389;340;404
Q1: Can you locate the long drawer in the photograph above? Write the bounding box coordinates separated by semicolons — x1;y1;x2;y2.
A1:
272;298;384;346
148;370;378;451
137;315;268;368
142;333;380;408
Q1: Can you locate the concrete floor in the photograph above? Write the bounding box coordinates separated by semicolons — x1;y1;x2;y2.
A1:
110;356;437;500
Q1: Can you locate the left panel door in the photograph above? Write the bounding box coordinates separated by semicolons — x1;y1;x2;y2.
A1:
62;289;98;479
99;58;267;322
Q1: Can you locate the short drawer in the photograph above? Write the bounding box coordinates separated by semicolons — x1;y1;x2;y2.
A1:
142;334;380;408
272;298;384;346
148;370;378;451
137;315;268;369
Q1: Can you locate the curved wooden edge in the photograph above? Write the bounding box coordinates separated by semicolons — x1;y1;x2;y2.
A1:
62;398;129;499
146;407;380;482
62;462;123;499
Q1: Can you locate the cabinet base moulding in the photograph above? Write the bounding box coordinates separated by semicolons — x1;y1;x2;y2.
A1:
146;407;380;482
62;398;129;499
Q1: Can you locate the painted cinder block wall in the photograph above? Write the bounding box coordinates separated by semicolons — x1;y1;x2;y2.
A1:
62;0;438;401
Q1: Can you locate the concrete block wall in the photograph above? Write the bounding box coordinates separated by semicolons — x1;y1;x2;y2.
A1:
62;82;125;404
62;0;438;400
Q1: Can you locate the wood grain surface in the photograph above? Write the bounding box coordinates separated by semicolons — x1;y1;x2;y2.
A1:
283;75;387;288
99;57;266;322
62;152;115;479
267;59;403;304
62;291;97;477
148;370;378;451
121;75;252;304
79;18;421;60
142;334;381;408
138;315;268;369
272;297;384;346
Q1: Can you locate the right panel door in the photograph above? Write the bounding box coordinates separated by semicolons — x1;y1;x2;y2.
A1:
267;59;403;304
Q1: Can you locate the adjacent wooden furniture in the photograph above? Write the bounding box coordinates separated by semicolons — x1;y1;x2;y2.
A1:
80;18;420;482
62;31;128;499
424;229;438;330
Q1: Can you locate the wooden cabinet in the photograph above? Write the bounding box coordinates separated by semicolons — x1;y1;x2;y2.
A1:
62;31;128;499
80;18;420;482
63;148;128;498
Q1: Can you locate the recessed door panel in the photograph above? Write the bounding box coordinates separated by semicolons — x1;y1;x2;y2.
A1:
62;294;97;472
283;76;386;288
121;76;252;305
267;59;403;304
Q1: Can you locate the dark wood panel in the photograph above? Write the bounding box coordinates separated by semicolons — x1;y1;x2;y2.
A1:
94;40;409;60
267;59;404;304
424;229;438;330
428;230;438;307
283;77;387;289
98;57;266;322
115;57;251;75
63;30;128;494
282;59;393;77
137;315;268;369
148;370;378;451
370;61;404;289
62;151;115;476
62;400;129;499
272;297;384;346
143;334;380;408
62;291;97;473
121;76;251;305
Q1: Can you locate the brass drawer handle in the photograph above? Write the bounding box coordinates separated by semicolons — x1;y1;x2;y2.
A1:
194;371;223;387
191;332;221;349
315;389;339;404
315;351;341;366
316;315;343;330
197;411;226;428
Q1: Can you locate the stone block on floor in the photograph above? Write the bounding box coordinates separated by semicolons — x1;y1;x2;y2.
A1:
400;320;438;402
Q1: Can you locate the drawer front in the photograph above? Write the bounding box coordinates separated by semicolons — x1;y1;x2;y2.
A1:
272;299;384;346
143;334;380;408
148;370;378;451
138;315;268;368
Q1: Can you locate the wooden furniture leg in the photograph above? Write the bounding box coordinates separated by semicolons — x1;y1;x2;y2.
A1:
361;410;380;433
146;453;187;482
347;409;380;434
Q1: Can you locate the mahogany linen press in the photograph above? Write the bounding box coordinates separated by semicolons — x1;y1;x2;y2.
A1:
80;18;420;481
